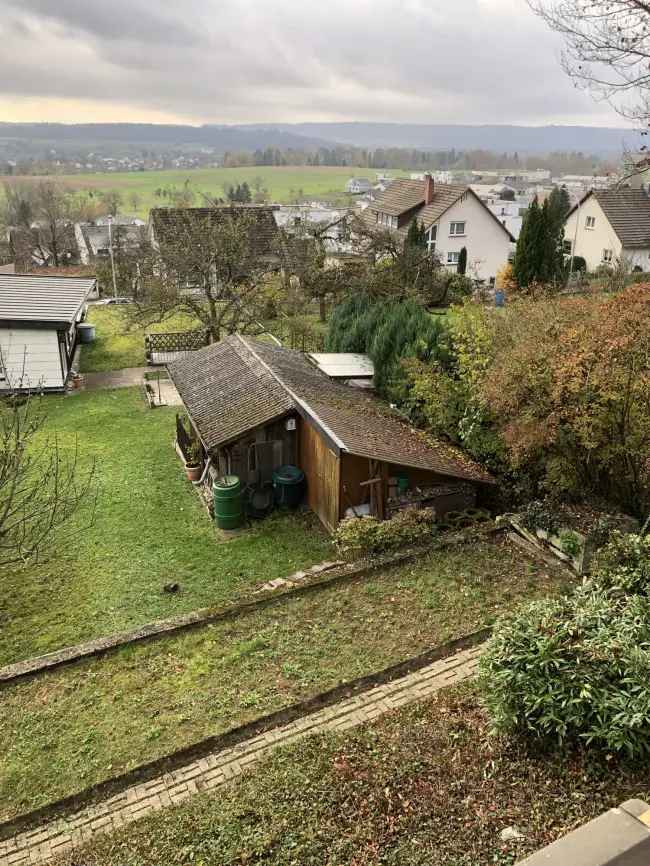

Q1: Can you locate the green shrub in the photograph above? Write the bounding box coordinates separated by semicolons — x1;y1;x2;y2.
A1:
519;499;562;536
559;529;581;558
334;508;436;558
479;587;650;757
590;532;650;596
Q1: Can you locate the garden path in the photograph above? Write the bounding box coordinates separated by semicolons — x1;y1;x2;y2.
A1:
0;644;483;864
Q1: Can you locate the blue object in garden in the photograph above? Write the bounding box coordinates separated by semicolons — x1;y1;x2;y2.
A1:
495;290;505;307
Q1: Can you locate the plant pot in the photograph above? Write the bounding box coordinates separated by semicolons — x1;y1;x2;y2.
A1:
71;374;83;390
185;463;202;482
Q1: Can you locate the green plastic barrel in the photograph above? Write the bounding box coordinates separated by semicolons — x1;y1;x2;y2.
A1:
272;465;305;509
213;476;243;530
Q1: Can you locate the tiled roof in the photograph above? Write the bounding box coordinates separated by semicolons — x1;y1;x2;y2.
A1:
0;274;96;326
417;186;469;227
368;179;427;216
594;189;650;248
169;335;494;484
150;206;281;259
167;338;294;451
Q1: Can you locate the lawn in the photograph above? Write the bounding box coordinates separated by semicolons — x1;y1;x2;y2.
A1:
79;306;200;372
1;166;409;217
0;388;332;666
53;685;650;866
0;539;572;821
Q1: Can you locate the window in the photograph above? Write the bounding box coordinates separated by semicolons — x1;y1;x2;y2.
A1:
585;216;596;229
602;249;613;262
563;240;573;254
447;251;460;265
449;221;466;236
427;225;437;253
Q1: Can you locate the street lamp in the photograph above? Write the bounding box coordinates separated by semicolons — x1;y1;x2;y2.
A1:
107;214;118;299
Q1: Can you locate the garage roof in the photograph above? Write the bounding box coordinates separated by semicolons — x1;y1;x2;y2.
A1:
0;274;96;328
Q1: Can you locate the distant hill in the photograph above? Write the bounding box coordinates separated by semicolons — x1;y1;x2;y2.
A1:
0;121;638;158
244;122;638;157
0;123;330;154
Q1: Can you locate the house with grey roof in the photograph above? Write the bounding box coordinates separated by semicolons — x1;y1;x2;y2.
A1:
346;177;372;195
361;175;515;284
564;188;650;272
168;335;494;532
148;206;281;266
0;274;96;391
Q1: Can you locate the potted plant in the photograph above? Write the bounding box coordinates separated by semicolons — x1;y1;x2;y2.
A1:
184;441;203;482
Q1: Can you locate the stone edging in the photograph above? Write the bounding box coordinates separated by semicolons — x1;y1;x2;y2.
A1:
0;627;490;845
1;526;501;687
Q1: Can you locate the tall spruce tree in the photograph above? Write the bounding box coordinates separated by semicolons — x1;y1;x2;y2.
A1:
514;195;542;287
457;246;468;275
405;218;427;249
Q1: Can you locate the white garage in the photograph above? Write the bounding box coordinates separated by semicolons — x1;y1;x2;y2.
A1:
0;274;97;392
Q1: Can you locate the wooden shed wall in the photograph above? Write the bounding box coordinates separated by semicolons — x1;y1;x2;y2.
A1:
298;417;340;532
212;416;297;483
339;455;477;519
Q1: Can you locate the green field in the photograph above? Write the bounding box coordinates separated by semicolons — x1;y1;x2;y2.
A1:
1;166;408;216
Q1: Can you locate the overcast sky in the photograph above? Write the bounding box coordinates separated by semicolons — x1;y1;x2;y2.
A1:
0;0;631;127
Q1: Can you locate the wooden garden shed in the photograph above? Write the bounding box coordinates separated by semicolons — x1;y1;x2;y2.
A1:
168;335;495;532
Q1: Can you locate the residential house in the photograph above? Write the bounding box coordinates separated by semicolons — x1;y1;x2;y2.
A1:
10;222;81;272
75;222;145;265
168;335;494;533
563;188;650;272
362;175;515;283
273;205;355;262
149;206;281;268
346;177;372;195
0;274;96;391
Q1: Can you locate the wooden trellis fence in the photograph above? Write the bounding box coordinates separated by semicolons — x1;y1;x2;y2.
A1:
145;330;210;364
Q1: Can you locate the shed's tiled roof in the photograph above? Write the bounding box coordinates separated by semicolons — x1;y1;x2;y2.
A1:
150;206;281;259
167;338;293;450
169;335;494;484
0;274;96;326
594;189;650;248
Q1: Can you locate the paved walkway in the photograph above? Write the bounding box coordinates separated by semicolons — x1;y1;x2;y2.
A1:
0;644;482;865
79;367;148;391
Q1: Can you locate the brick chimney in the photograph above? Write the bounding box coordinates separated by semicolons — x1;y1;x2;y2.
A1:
424;173;434;205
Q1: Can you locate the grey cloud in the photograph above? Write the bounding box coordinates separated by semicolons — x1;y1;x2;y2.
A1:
0;0;625;125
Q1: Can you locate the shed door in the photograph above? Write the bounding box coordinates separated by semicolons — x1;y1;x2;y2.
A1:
299;418;340;533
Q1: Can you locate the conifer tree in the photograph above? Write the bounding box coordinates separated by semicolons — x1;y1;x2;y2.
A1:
405;218;427;249
457;246;467;275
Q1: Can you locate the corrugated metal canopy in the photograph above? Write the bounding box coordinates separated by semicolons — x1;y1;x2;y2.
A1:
0;274;96;326
309;353;375;379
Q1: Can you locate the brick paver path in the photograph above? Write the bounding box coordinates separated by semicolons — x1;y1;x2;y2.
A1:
0;643;482;865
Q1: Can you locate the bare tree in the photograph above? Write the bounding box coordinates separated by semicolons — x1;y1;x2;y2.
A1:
0;374;95;567
529;0;650;125
132;209;280;342
99;189;124;217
